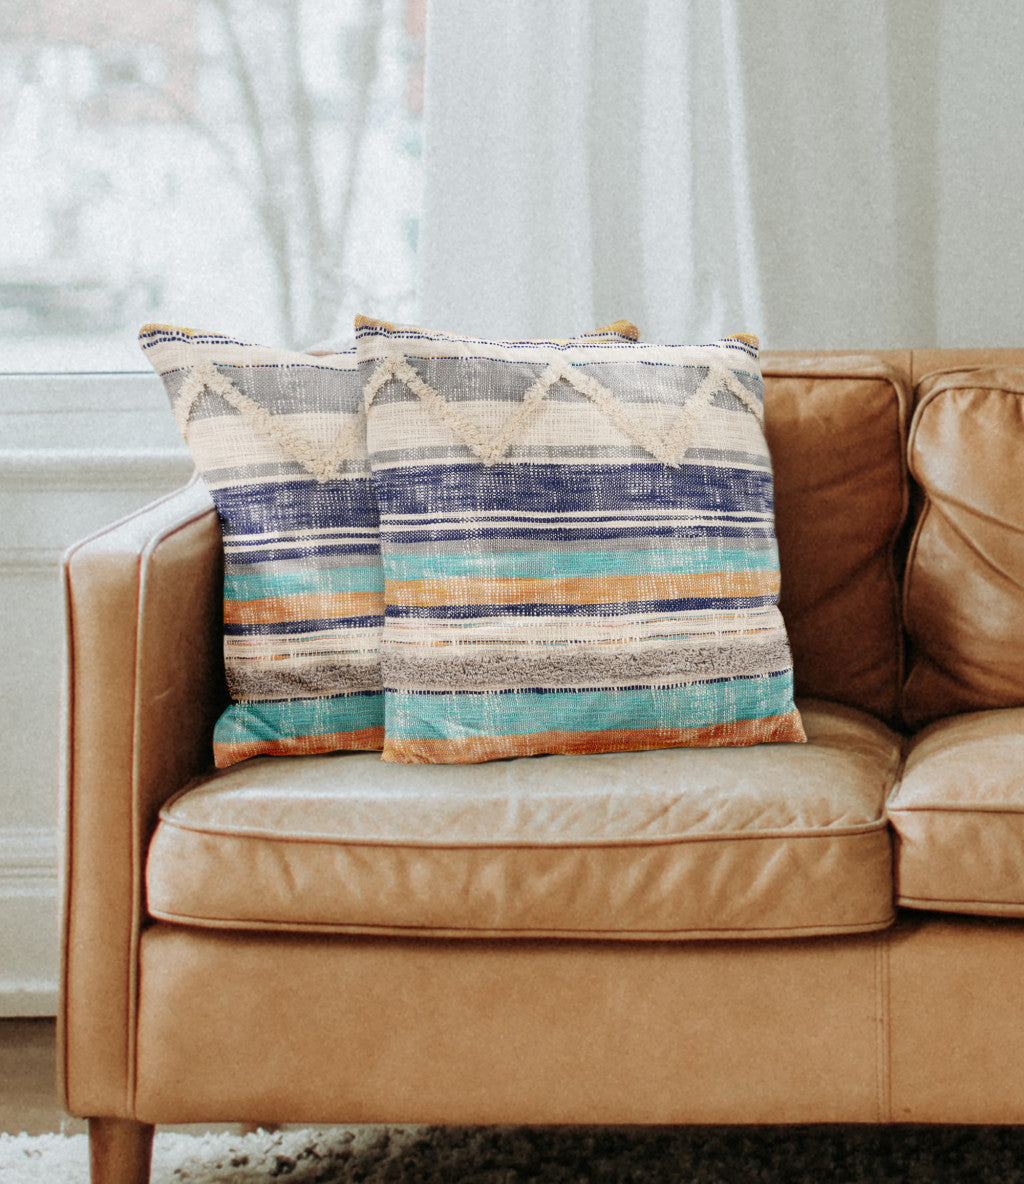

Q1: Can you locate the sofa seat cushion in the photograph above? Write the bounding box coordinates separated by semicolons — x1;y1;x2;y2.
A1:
890;708;1024;915
145;699;898;940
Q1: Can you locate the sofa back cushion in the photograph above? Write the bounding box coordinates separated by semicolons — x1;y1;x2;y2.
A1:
903;369;1024;728
763;356;909;726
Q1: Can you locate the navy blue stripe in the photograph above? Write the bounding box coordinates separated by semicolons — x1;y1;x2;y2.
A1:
371;463;773;518
225;543;382;565
141;329;355;360
385;596;775;621
224;614;384;636
213;479;379;536
387;670;785;697
380;510;771;526
233;688;382;707
380;524;773;546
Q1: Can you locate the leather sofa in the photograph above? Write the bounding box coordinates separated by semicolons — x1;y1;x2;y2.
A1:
60;349;1024;1183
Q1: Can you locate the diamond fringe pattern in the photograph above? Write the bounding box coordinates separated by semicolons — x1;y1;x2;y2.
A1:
174;361;363;483
362;354;763;468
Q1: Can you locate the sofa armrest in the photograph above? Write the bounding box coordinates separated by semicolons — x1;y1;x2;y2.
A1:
60;476;227;1117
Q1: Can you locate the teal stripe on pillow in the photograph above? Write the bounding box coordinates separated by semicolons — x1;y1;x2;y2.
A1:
215;690;385;748
225;566;386;600
356;316;805;764
384;671;800;740
383;545;778;582
139;323;385;766
140;319;644;766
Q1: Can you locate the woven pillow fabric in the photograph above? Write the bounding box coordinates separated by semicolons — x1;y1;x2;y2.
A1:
139;321;640;767
356;317;807;764
140;324;385;767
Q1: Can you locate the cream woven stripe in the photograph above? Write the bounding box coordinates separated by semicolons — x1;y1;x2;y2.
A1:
174;361;362;483
363;355;762;467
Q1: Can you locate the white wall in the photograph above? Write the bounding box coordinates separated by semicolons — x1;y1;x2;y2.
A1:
935;3;1024;345
0;374;192;1014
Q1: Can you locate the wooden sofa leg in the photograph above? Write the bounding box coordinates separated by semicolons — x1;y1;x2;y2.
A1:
88;1117;155;1184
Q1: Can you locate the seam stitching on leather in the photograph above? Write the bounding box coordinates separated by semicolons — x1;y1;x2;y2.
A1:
130;496;222;1118
150;813;893;847
61;471;204;562
57;554;77;1113
127;547;144;1118
887;374;911;730
890;803;1024;816
899;492;931;727
875;935;883;1121
879;931;893;1122
918;373;1024;397
898;895;1024;912
144;908;897;939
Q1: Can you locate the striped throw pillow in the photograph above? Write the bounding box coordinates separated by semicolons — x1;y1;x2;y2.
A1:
140;324;384;767
356;317;806;764
140;321;641;767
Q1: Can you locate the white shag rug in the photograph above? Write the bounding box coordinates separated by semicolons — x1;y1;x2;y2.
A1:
0;1126;422;1183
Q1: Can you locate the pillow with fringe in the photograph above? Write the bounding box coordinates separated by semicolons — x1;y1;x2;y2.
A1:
140;320;641;766
355;316;806;765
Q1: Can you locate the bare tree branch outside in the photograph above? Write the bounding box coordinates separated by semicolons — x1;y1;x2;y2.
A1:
0;0;424;369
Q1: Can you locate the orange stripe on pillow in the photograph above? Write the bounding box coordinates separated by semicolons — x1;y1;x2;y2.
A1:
223;592;385;625
381;711;806;764
213;725;385;767
385;570;779;609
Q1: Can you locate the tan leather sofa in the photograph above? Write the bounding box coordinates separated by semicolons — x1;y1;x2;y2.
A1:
60;349;1024;1183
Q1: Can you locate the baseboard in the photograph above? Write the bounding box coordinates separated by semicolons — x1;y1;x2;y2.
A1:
0;827;59;1016
0;982;58;1016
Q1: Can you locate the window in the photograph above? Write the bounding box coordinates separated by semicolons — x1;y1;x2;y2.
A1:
0;0;425;370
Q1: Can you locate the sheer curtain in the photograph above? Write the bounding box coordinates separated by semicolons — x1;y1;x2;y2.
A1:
418;0;1024;348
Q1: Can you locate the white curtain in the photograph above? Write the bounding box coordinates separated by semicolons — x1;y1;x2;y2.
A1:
418;0;1024;349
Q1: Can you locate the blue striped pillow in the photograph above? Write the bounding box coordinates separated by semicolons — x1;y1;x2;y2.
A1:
355;317;806;764
140;321;641;767
140;324;385;767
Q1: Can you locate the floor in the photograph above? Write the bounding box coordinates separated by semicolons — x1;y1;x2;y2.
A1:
0;1018;249;1138
0;1018;85;1136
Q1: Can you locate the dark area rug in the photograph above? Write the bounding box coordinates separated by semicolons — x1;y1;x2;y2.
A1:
358;1125;1024;1183
7;1123;1024;1182
222;1124;1024;1183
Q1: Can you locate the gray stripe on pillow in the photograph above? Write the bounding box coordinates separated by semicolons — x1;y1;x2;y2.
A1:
227;658;385;700
380;637;794;692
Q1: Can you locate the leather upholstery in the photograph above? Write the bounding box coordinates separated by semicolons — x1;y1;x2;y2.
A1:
127;916;1024;1126
58;349;1024;1134
889;916;1024;1123
909;347;1024;387
903;369;1024;727
60;478;224;1117
134;925;893;1124
890;708;1024;914
147;699;898;939
763;355;908;725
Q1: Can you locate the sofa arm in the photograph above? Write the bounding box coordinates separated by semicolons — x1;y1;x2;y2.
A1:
60;476;227;1118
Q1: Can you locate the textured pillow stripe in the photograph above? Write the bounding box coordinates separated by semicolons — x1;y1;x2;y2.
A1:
356;318;805;765
139;321;642;767
139;323;385;767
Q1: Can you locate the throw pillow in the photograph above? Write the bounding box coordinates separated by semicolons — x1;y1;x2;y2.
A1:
140;324;384;767
356;316;806;764
140;321;641;767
